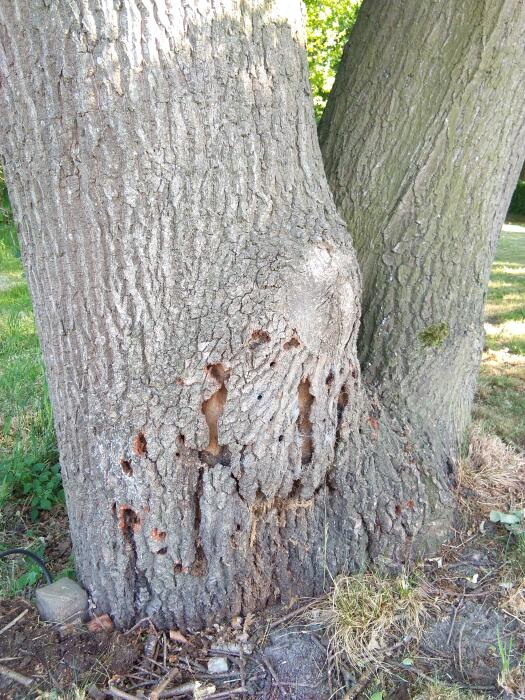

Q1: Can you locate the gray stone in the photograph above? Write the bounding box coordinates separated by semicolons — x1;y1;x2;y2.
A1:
207;656;229;674
34;577;88;623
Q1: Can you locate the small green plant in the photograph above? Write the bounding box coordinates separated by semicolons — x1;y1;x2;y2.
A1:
490;508;525;536
418;322;449;348
1;431;63;519
497;631;513;680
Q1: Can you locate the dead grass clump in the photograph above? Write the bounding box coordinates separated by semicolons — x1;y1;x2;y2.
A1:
411;679;486;699
458;424;525;515
316;571;427;668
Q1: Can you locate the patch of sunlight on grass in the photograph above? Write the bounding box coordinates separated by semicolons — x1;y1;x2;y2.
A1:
502;222;525;234
475;351;525;449
475;227;525;448
484;320;525;356
493;265;525;275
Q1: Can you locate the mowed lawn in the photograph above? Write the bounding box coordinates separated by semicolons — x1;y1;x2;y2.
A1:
0;212;524;519
474;221;525;448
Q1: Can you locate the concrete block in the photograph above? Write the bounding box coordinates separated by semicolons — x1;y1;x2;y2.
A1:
35;577;88;623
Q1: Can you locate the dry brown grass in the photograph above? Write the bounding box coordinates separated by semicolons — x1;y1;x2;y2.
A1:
498;664;525;698
458;423;525;516
411;679;486;699
313;570;428;669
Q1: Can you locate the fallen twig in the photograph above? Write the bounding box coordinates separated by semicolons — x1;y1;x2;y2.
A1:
158;681;198;697
502;608;525;626
343;637;410;700
151;666;180;700
205;688;248;699
124;616;152;635
446;595;464;645
0;608;28;636
258;653;286;699
342;662;378;700
0;662;33;687
108;687;141;700
268;600;318;629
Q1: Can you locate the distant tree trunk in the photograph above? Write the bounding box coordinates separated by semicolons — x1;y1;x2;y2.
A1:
320;0;525;457
1;0;524;630
521;160;525;182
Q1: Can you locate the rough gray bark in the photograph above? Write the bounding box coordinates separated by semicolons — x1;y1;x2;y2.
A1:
0;0;367;628
1;0;521;630
320;0;525;459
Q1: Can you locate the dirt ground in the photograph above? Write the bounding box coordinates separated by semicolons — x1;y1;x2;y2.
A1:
0;515;524;699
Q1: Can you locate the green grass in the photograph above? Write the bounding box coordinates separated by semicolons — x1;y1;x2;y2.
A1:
484;224;525;355
0;195;62;521
473;221;525;448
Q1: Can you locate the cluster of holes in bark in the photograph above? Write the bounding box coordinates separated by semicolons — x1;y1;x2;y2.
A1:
116;507;141;599
298;378;314;465
230;522;243;550
394;500;415;517
112;505;153;604
173;559;205;575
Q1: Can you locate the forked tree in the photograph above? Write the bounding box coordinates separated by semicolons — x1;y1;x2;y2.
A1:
0;0;524;629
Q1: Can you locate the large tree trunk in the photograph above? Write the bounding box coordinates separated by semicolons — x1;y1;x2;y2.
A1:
320;0;525;459
0;0;368;628
1;0;523;630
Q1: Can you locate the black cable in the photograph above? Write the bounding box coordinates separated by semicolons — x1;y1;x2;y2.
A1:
0;548;53;585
